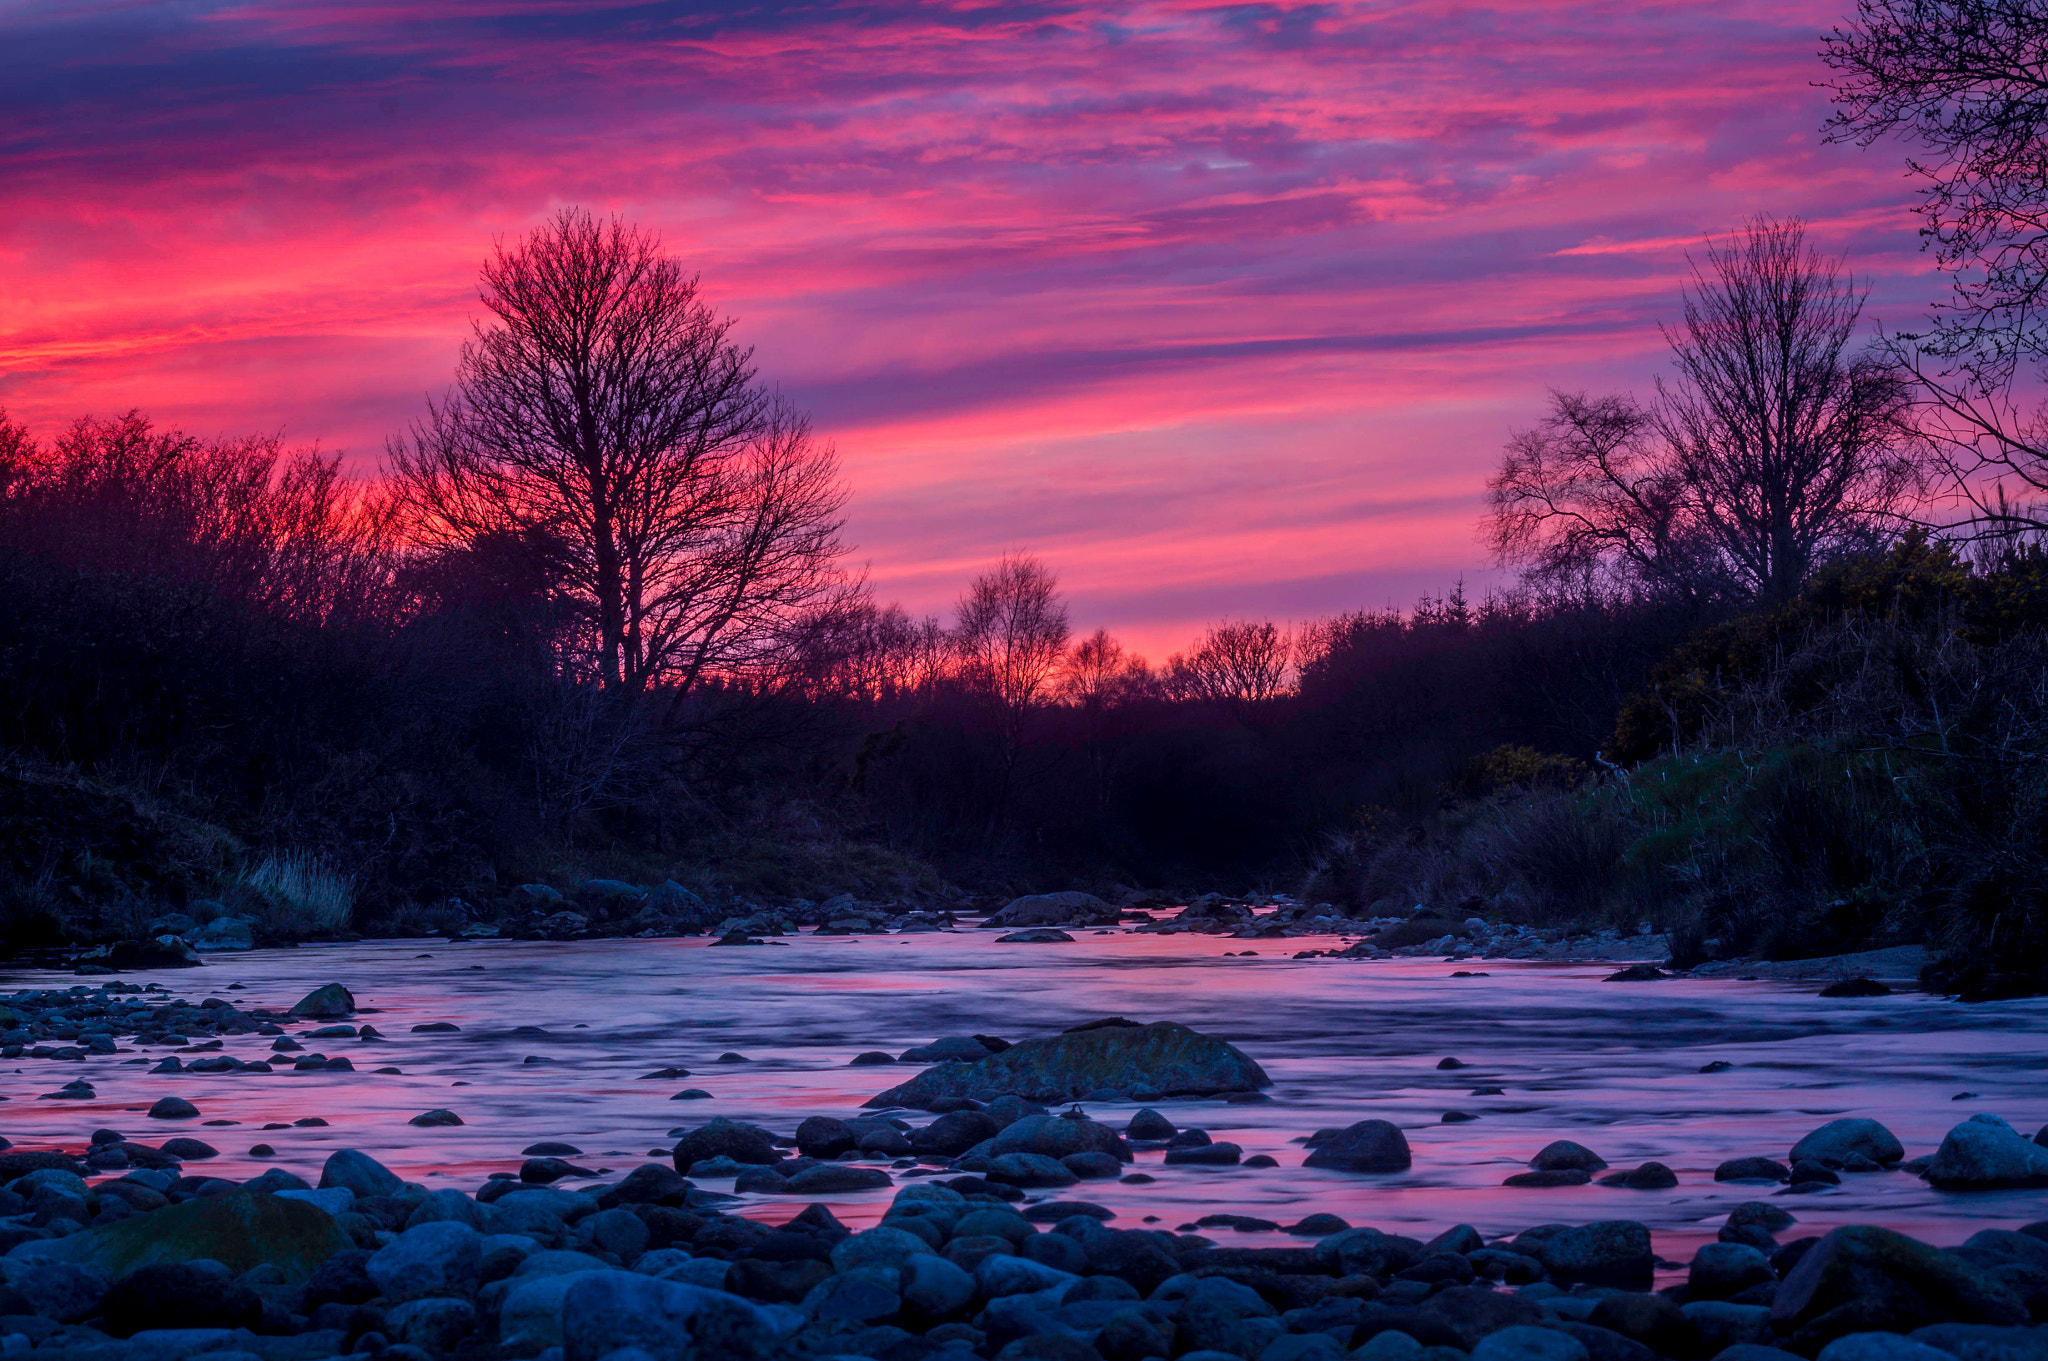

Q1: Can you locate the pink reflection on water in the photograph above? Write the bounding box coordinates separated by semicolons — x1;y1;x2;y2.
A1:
2;928;2042;1262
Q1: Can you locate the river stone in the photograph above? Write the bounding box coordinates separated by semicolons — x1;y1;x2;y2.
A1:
564;1269;778;1360
794;1116;857;1159
30;1189;349;1281
1302;1119;1411;1172
1684;1301;1774;1352
788;1164;892;1193
148;1097;200;1120
1471;1326;1590;1361
1690;1243;1775;1299
1911;1322;2048;1361
368;1220;483;1301
1925;1115;2048;1188
989;1113;1129;1162
289;983;356;1018
319;1149;403;1199
387;1295;478;1351
982;892;1121;928
1515;1221;1653;1290
99;1261;260;1336
1531;1140;1608;1172
901;1252;975;1318
1816;1334;1961;1361
0;1259;109;1324
670;1117;783;1169
911;1110;1001;1156
1771;1226;2028;1347
902;1036;993;1063
832;1226;931;1274
500;1269;610;1351
863;1020;1267;1108
1418;1284;1546;1348
1717;1157;1791;1183
1790;1119;1904;1167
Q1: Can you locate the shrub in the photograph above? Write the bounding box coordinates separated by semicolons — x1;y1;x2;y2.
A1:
231;852;353;935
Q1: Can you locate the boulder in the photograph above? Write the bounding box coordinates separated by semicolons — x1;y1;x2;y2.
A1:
289;983;357;1018
368;1221;482;1301
1531;1140;1608;1172
0;1259;108;1324
670;1117;783;1169
1925;1115;2048;1188
1771;1226;2028;1349
1790;1119;1904;1167
863;1020;1268;1108
188;918;254;952
562;1270;779;1361
320;1149;404;1199
1471;1326;1590;1361
901;1037;994;1063
1302;1120;1411;1172
30;1189;349;1281
100;1262;260;1336
1910;1323;2048;1361
989;1114;1130;1163
107;937;202;969
1514;1221;1653;1290
996;928;1075;943
794;1116;858;1159
982;892;1121;929
1817;1336;1963;1361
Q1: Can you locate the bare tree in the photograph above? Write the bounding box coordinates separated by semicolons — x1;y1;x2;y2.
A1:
953;553;1069;829
1059;627;1153;819
1165;619;1293;722
390;208;848;695
1489;218;1924;603
1821;1;2048;537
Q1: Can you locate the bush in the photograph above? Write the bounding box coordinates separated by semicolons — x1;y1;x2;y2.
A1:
231;852;353;936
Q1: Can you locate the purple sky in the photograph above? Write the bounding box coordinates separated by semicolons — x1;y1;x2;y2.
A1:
0;0;1938;656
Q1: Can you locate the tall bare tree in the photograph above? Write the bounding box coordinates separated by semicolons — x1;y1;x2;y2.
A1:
953;553;1069;830
1822;0;2048;536
1489;218;1924;603
1165;619;1293;722
391;208;847;694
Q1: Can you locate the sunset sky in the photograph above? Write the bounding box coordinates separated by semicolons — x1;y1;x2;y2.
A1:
0;0;1936;657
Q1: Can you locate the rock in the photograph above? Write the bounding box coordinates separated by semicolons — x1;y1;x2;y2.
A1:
561;1270;779;1361
1925;1115;2048;1188
804;1265;903;1322
148;1096;200;1120
864;1020;1268;1108
1600;1162;1677;1189
1515;1221;1654;1290
387;1296;478;1351
189;918;254;952
1418;1284;1546;1347
1303;1120;1411;1172
0;1259;108;1324
990;1113;1129;1162
911;1110;1002;1156
902;1037;994;1063
31;1188;349;1280
987;1152;1079;1186
1531;1140;1608;1172
983;892;1121;928
1771;1226;2027;1348
406;1188;489;1231
107;937;202;968
1815;1335;1960;1361
290;983;357;1018
1910;1322;2048;1361
671;1118;782;1169
1684;1301;1774;1353
832;1227;932;1273
1790;1119;1904;1167
794;1116;858;1159
100;1262;260;1336
787;1165;893;1193
1820;978;1892;997
1506;1169;1591;1187
849;1051;895;1065
1126;1109;1176;1141
1471;1325;1590;1361
1717;1157;1791;1183
1603;964;1667;982
409;1108;464;1127
368;1221;483;1302
901;1252;975;1318
1690;1243;1775;1299
160;1137;217;1159
320;1149;404;1199
997;928;1076;943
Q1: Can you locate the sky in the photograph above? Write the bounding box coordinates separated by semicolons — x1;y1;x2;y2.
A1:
0;0;1939;658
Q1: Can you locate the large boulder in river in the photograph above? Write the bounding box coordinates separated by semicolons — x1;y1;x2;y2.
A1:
1924;1115;2048;1188
670;1118;783;1170
862;1019;1268;1108
31;1189;349;1281
1303;1120;1411;1172
290;983;357;1018
988;1113;1130;1162
981;891;1120;929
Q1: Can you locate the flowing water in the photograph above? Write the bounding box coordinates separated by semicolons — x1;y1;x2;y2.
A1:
4;927;2043;1266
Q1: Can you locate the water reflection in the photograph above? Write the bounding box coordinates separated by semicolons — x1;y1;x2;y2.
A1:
3;929;2040;1263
